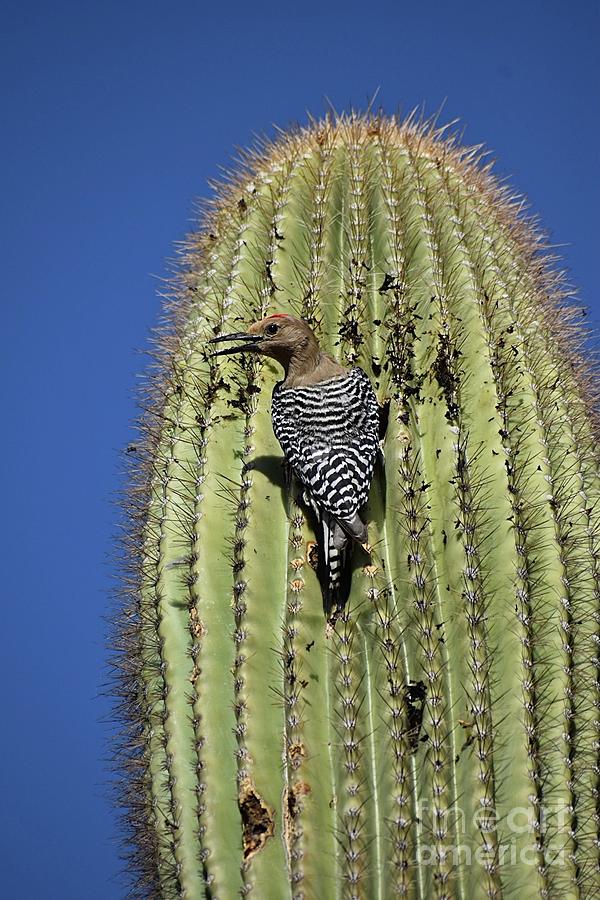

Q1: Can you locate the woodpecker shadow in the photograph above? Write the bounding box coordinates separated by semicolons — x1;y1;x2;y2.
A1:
369;454;387;529
250;454;288;506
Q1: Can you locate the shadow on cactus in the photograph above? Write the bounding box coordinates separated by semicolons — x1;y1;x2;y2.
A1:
111;112;600;899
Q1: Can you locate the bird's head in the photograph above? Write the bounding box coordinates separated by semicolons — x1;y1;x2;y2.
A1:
209;314;320;369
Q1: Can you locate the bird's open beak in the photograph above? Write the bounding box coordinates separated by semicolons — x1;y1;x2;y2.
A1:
207;332;263;357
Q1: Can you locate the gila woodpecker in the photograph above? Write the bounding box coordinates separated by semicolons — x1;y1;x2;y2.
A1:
209;314;379;617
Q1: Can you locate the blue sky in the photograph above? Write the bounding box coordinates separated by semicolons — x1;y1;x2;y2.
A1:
1;1;598;896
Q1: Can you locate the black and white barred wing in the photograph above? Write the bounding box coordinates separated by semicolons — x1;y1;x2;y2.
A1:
272;368;379;523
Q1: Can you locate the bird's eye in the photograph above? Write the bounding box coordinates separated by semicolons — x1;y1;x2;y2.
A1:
265;322;279;336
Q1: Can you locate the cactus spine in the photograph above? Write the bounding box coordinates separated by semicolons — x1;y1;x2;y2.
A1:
114;114;600;899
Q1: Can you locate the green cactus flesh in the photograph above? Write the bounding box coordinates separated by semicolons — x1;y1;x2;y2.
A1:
115;115;600;899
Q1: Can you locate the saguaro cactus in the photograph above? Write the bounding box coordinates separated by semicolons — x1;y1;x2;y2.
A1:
113;114;600;899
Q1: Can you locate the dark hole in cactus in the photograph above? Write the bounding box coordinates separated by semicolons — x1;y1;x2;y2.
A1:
405;680;427;751
283;782;311;858
239;781;274;860
287;790;298;822
287;781;311;820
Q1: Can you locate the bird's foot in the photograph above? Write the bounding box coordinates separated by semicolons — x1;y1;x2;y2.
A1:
306;541;319;570
325;605;344;633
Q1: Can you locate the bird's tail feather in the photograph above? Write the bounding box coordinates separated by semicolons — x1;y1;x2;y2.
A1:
318;511;352;619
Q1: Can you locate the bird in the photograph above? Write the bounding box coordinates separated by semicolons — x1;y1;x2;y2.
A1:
209;314;380;618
